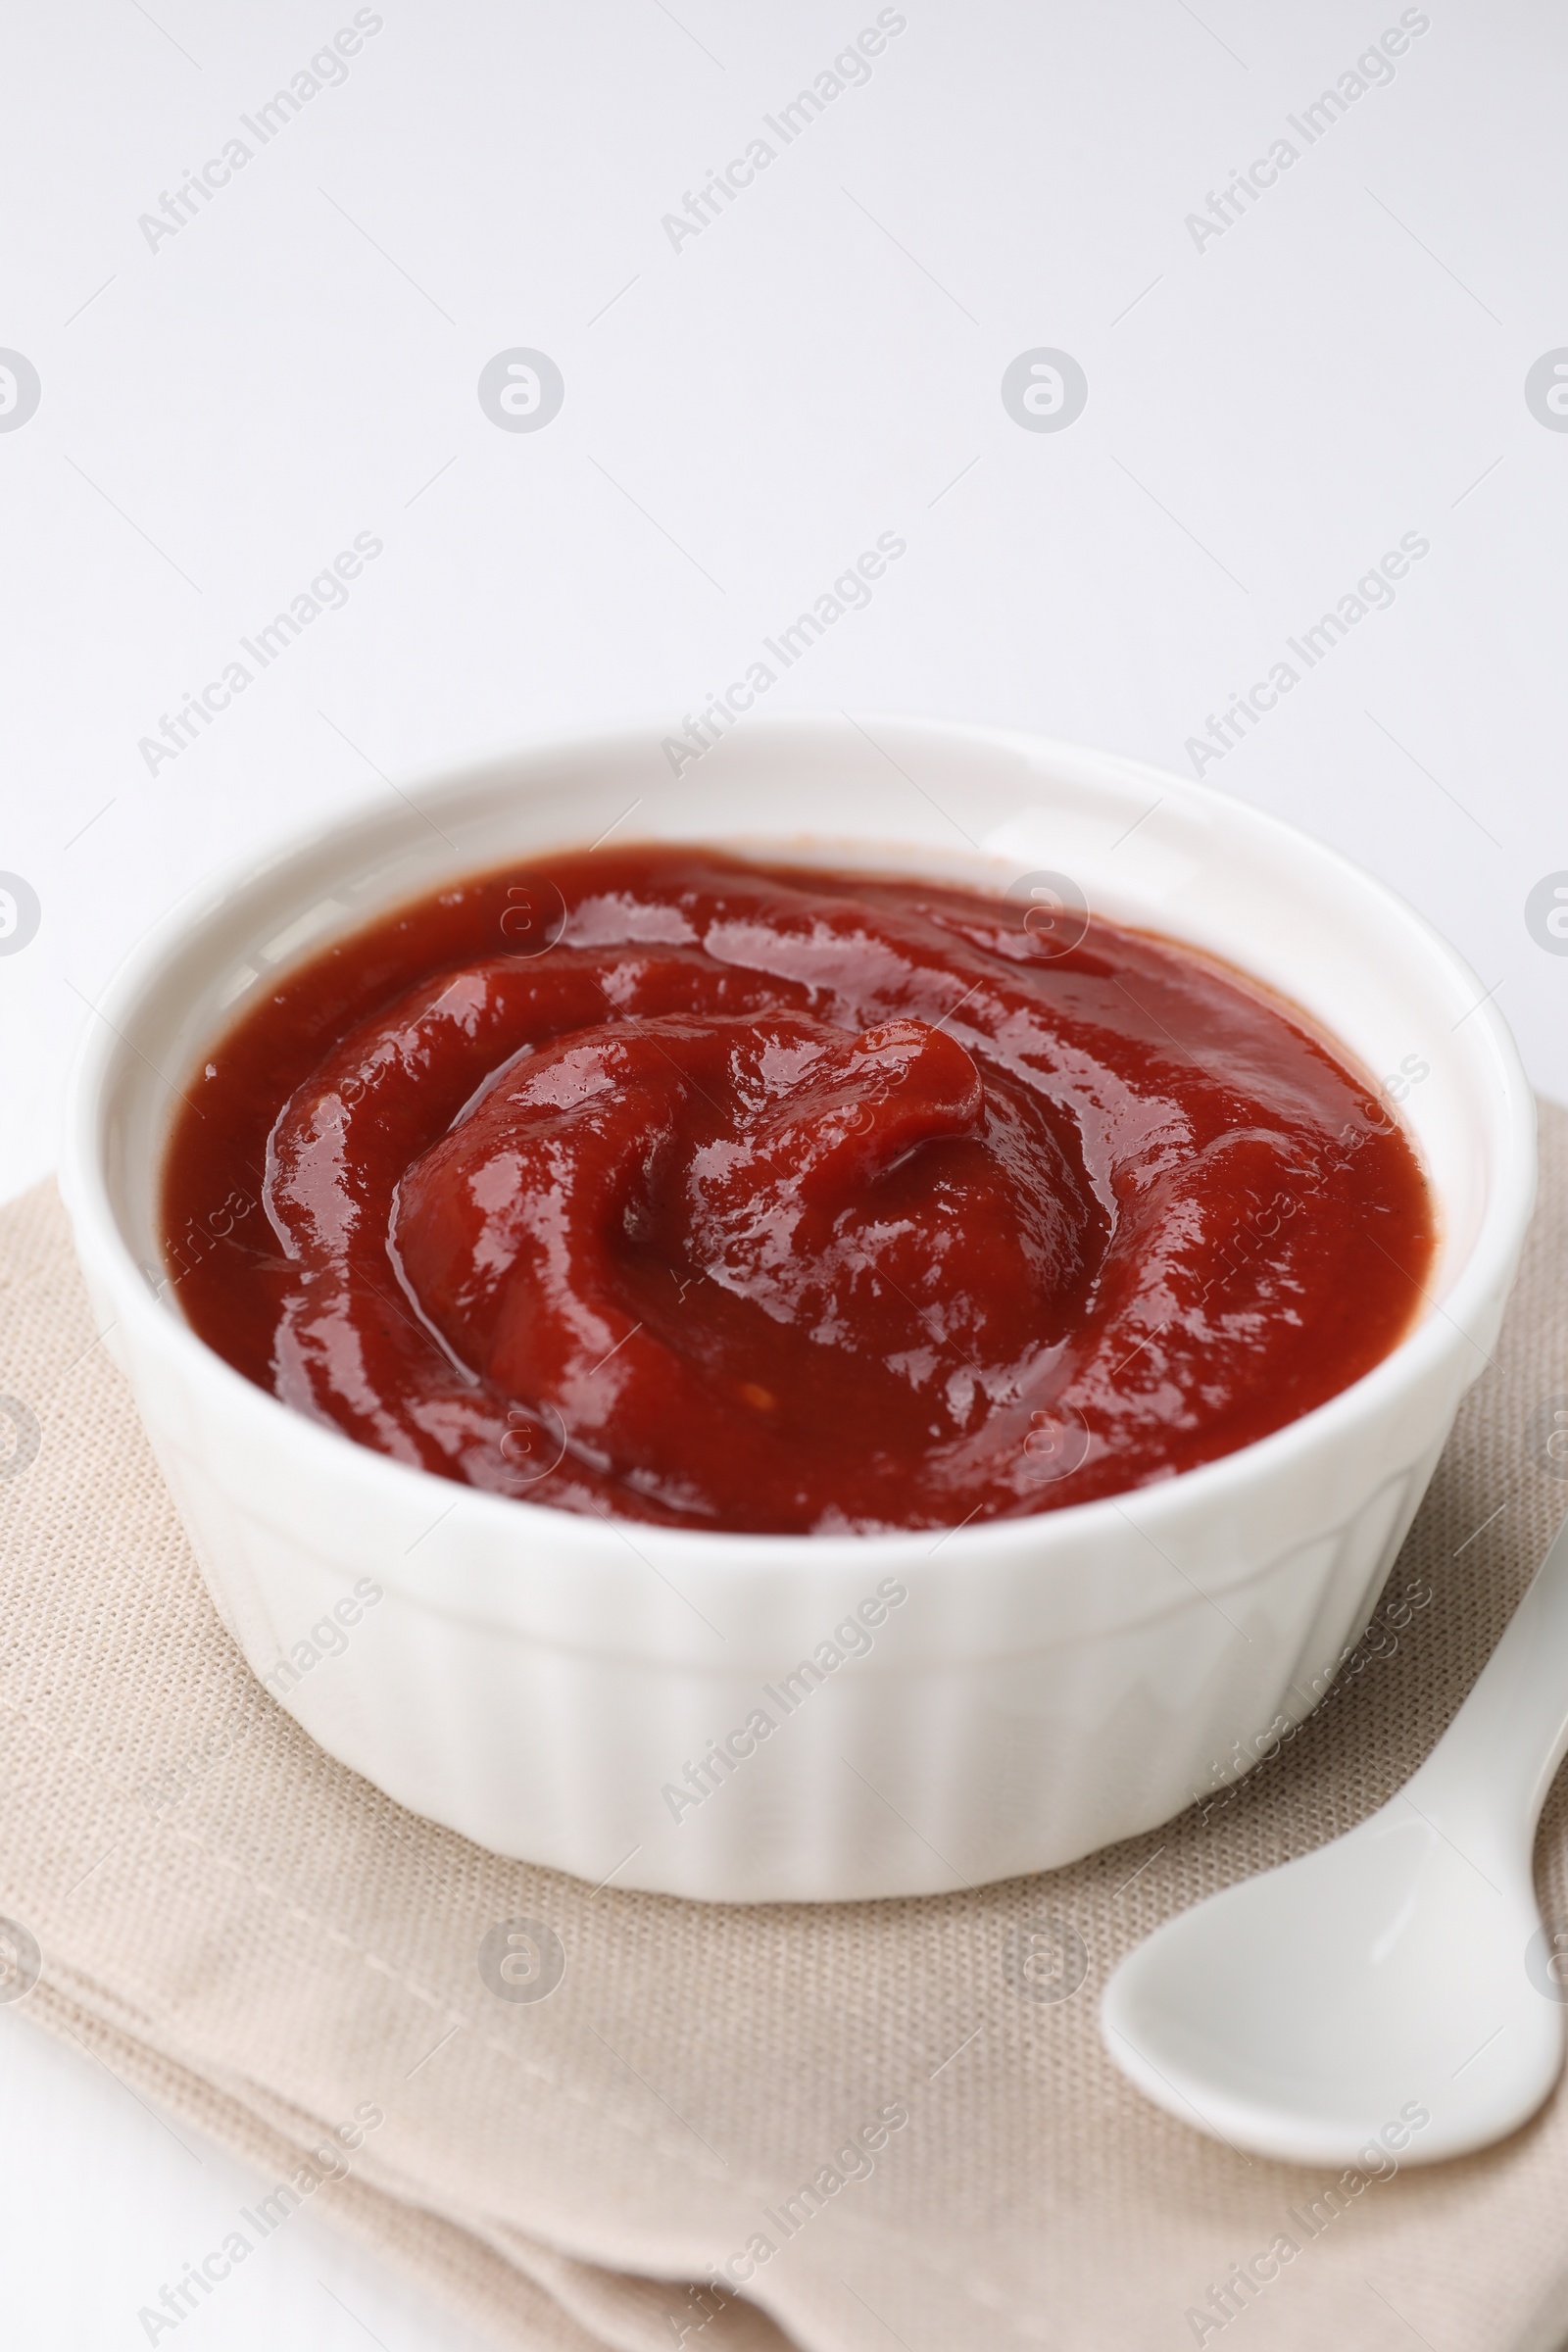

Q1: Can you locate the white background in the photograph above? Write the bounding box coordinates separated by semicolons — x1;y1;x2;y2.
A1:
1;2;1564;2343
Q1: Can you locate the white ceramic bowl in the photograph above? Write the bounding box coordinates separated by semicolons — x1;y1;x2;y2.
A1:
61;714;1536;1902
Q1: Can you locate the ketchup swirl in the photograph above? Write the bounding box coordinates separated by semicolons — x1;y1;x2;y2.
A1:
162;847;1435;1533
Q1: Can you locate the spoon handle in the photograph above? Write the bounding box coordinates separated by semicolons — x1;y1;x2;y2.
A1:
1404;1508;1568;1852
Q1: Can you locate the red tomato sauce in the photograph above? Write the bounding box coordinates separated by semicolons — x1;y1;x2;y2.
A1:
160;846;1436;1533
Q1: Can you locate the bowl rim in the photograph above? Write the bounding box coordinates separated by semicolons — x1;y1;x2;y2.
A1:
60;709;1539;1573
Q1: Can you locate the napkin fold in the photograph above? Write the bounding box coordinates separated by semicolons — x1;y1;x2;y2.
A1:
4;1109;1568;2352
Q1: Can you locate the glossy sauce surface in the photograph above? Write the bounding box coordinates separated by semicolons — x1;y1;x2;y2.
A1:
162;847;1436;1533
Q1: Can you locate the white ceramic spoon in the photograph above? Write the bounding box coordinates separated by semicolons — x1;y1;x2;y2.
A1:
1101;1511;1568;2166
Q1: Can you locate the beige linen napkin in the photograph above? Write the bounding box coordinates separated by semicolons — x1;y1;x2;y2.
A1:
6;1109;1568;2352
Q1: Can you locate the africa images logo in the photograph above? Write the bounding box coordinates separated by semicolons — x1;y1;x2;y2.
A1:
1001;350;1088;433
1525;351;1568;431
477;350;564;432
0;350;41;432
1525;875;1568;955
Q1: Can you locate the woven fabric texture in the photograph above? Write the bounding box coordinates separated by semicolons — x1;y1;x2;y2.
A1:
4;1109;1568;2352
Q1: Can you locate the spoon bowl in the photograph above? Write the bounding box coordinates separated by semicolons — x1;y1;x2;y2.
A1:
1103;1802;1556;2165
1103;1514;1568;2165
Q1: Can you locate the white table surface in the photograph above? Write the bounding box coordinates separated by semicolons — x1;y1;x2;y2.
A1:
2;2;1564;2343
